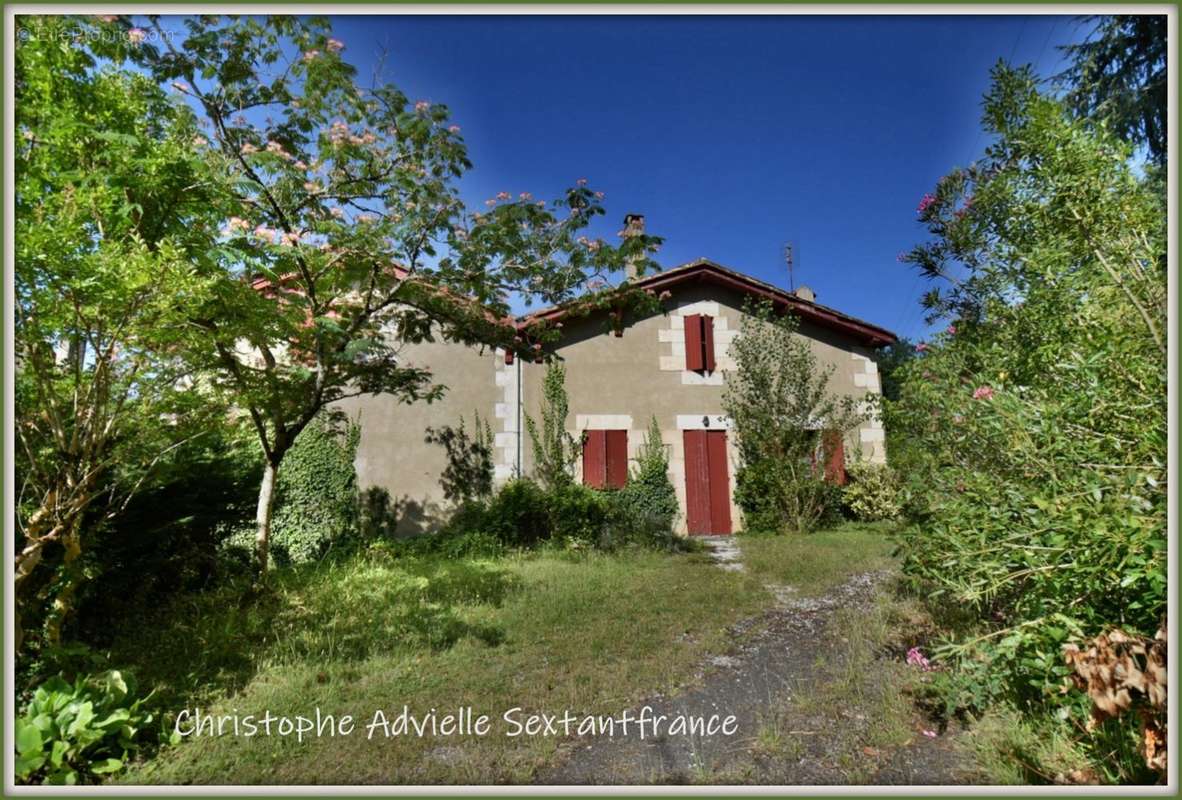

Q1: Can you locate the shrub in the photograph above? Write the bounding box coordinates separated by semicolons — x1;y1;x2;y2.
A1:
545;482;611;545
524;363;581;489
16;670;158;785
723;300;865;533
891;66;1165;780
481;479;551;548
611;417;679;546
842;462;901;522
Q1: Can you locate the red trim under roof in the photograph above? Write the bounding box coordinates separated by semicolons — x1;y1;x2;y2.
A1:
519;259;897;347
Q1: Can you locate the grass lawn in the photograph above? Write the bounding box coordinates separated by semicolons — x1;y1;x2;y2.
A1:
738;521;899;595
117;544;769;784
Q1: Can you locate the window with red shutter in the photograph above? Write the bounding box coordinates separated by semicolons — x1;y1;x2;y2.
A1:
582;430;606;488
684;314;704;371
583;430;628;489
683;314;716;373
605;430;628;489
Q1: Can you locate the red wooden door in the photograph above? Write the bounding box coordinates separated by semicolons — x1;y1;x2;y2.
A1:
683;429;732;535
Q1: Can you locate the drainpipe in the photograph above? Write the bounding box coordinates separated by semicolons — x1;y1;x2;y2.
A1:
515;353;522;477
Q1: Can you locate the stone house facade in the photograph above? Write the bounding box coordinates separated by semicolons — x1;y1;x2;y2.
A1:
338;256;896;536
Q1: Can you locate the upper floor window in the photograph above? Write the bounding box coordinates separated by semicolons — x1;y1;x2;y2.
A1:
684;314;716;373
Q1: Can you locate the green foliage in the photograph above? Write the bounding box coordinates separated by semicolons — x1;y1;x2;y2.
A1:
14;14;225;653
545;483;612;546
425;412;495;504
224;416;361;566
723;303;864;533
1058;15;1166;164
875;337;917;403
525;363;582;489
610;417;681;549
16;670;157;785
479;479;552;548
841;463;902;522
891;65;1165;779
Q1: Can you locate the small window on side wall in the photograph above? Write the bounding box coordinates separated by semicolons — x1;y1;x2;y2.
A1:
583;430;628;489
684;314;717;373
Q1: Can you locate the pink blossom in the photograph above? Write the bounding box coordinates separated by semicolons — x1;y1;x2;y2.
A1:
915;342;928;353
127;27;146;44
356;213;376;224
495;191;511;201
917;193;936;214
922;730;938;739
972;386;994;400
240;142;259;154
303;181;321;193
947;324;957;335
448;125;461;134
536;201;546;208
303;50;320;62
519;192;532;201
484;199;497;207
293;160;308;171
192;136;208;147
329;206;344;219
265;140;291;158
326;37;344;53
279;231;301;247
96;14;118;22
594;191;605;199
576;178;588;186
659;290;672;300
414;100;431;113
171;81;189;93
906;647;931;670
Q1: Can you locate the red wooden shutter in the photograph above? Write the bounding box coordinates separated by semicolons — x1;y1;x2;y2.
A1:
823;430;847;486
605;430;628;489
702;315;716;372
706;431;732;534
582;430;606;488
683;430;711;534
684;314;704;371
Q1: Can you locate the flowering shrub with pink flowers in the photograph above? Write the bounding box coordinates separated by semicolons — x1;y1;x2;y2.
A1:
887;66;1165;782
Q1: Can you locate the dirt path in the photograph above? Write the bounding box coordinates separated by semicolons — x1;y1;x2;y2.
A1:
536;540;975;786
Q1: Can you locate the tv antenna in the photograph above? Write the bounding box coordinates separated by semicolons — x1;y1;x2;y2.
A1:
783;242;797;292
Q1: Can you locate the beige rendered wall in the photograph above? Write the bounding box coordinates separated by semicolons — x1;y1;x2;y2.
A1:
335;334;503;535
517;282;886;534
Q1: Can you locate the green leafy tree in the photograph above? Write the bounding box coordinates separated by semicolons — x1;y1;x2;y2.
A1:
525;363;581;489
14;16;221;651
892;65;1165;779
1058;15;1167;164
123;14;661;576
723;301;865;533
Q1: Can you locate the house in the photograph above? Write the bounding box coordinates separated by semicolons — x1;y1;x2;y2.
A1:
338;219;896;536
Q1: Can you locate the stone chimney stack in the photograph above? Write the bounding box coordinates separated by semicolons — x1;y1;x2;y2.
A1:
622;213;645;280
794;285;816;303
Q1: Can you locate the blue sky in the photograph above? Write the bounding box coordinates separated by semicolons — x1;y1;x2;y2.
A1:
315;15;1089;342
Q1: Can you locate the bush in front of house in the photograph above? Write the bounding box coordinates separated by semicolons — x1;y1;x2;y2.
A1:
723;300;864;534
841;462;902;522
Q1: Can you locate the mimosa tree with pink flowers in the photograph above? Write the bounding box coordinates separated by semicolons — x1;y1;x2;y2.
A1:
127;15;662;578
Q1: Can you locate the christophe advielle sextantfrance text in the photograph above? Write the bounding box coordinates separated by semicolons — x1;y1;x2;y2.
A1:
174;706;740;743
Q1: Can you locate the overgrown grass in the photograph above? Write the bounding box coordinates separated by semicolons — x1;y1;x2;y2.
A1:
116;544;768;784
738;521;898;595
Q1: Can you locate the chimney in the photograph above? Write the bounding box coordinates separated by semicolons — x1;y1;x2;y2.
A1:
622;213;645;280
794;285;816;303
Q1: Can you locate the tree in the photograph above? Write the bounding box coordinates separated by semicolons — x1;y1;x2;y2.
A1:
1058;15;1167;164
875;336;916;402
722;302;864;533
14;16;221;650
525;363;581;489
125;14;661;577
892;65;1165;779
